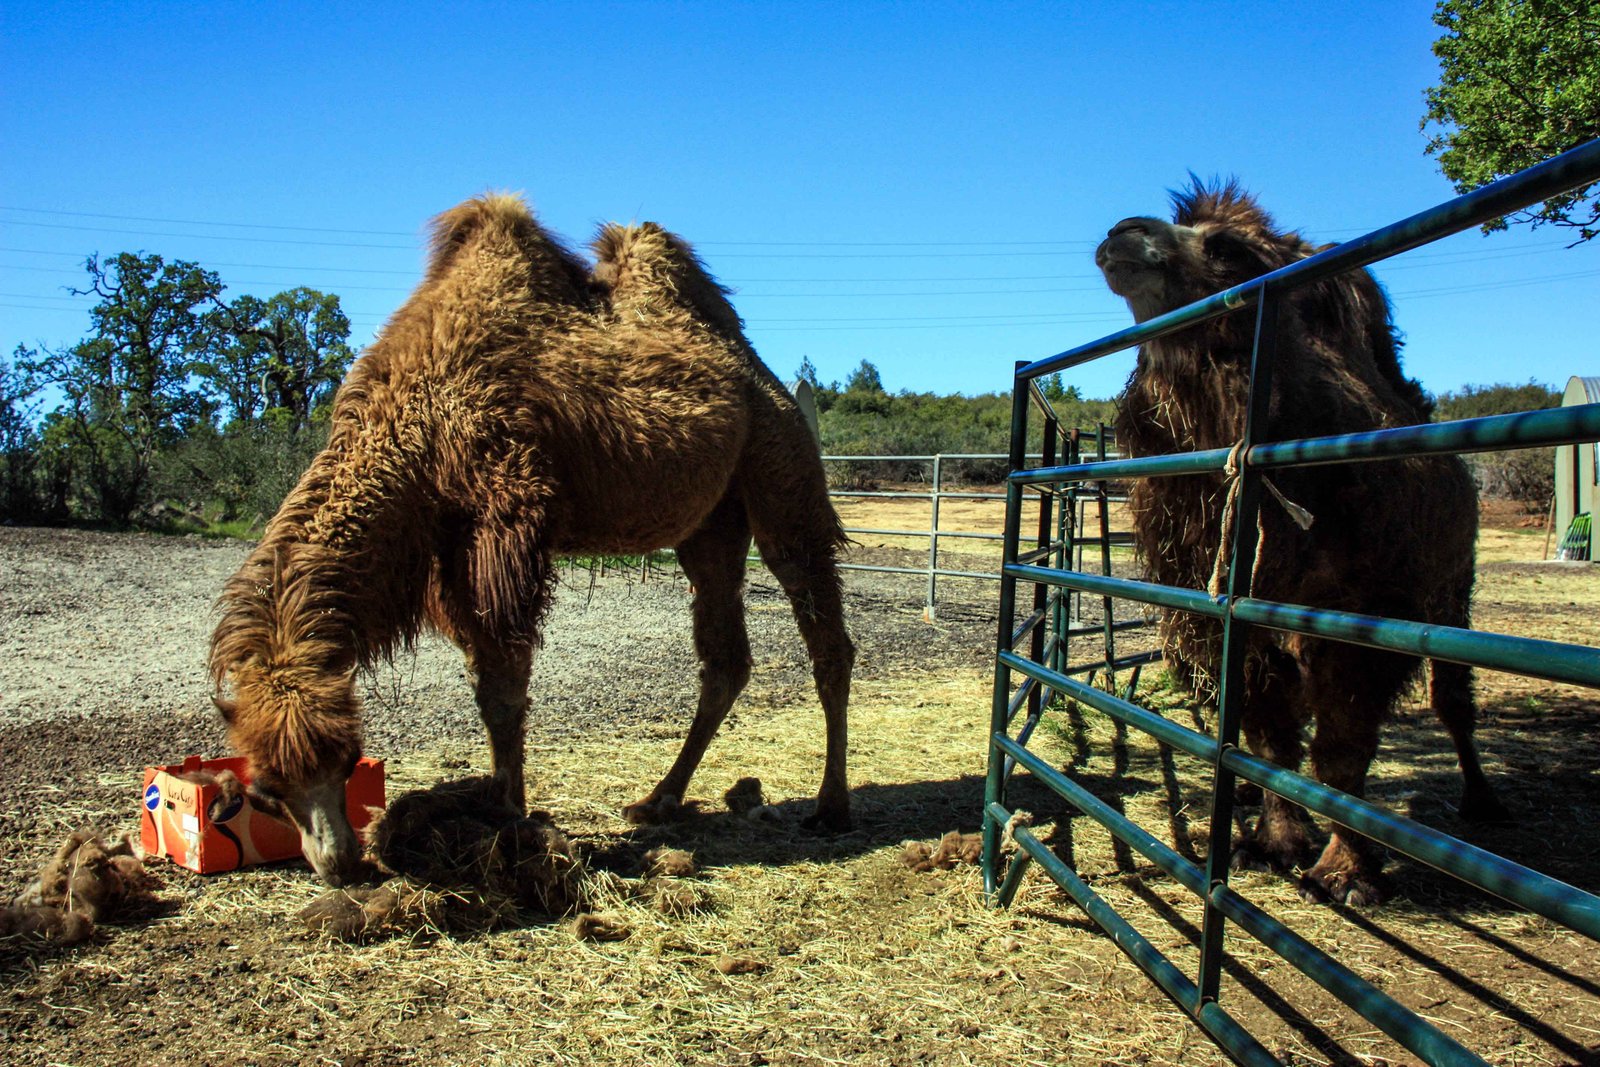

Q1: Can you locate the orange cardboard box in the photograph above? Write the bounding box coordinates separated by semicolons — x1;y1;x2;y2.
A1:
140;755;385;874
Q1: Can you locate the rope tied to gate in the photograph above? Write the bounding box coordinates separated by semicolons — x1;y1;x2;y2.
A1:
1207;441;1315;598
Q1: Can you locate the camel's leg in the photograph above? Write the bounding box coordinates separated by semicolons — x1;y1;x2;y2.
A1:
464;642;535;811
623;496;754;826
1299;647;1414;906
1429;659;1507;822
1233;651;1317;873
745;496;855;833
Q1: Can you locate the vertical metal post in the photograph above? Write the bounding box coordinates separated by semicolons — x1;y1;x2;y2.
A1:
1095;424;1117;691
926;455;943;621
1195;287;1281;1007
985;362;1033;899
1030;411;1060;714
1055;428;1080;677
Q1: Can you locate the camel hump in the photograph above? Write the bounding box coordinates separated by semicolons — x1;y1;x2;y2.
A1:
424;192;593;299
591;221;745;342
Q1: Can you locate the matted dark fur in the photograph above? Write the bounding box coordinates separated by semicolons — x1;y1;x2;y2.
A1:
1096;180;1503;905
210;194;855;885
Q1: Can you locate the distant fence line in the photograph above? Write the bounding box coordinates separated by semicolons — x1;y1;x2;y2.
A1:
576;449;1127;618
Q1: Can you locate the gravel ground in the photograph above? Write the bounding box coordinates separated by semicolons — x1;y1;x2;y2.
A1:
0;525;997;874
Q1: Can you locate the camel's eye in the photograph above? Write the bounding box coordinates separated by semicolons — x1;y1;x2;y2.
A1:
1202;231;1269;276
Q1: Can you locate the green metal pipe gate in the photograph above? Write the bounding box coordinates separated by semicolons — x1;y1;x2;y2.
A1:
982;139;1600;1066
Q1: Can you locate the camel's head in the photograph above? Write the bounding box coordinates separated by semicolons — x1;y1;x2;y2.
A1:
212;662;365;886
1096;179;1312;323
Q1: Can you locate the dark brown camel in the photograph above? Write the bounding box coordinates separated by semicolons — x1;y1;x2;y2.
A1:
1096;180;1504;905
209;195;854;885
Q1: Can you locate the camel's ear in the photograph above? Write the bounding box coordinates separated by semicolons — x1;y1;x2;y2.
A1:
1202;228;1271;276
212;694;238;723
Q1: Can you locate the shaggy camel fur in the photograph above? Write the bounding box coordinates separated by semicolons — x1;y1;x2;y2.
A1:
1096;180;1503;905
210;195;854;885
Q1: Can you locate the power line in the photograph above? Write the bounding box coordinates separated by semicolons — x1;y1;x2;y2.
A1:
0;205;1096;247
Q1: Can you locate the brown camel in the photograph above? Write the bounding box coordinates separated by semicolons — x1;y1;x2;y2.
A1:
209;195;854;885
1095;180;1504;905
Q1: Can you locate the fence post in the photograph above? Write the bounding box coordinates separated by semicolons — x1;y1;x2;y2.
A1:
1196;285;1280;1007
926;454;943;621
985;364;1032;898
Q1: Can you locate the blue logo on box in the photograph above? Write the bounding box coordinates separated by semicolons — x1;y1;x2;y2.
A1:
144;783;161;811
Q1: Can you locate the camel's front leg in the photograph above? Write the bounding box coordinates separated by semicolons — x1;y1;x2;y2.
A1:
465;643;535;811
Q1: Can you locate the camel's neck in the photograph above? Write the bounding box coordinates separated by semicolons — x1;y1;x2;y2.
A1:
1120;342;1252;455
213;433;436;690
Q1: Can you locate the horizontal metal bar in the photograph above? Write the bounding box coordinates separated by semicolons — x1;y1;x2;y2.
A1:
1019;137;1600;381
830;491;935;500
1219;748;1600;943
1004;562;1225;619
1062;618;1152;638
843;526;936;538
830;563;1000;581
1000;651;1217;763
991;742;1486;1067
1010;592;1064;648
1061;649;1166;677
986;804;1279;1067
940;529;1006;541
1016;406;1600;490
1015;448;1232;486
1233;598;1600;690
1249;404;1600;469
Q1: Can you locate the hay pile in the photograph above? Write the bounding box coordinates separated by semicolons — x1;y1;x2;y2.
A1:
300;777;585;941
901;830;984;873
2;831;159;946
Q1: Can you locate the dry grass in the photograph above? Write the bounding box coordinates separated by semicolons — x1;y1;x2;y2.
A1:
3;514;1597;1066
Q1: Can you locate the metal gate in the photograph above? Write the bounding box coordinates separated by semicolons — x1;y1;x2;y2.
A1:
982;139;1600;1066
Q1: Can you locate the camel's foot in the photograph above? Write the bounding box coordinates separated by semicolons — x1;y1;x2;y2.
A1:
622;793;687;826
1229;821;1315;875
801;798;854;834
1457;786;1510;824
1298;839;1386;907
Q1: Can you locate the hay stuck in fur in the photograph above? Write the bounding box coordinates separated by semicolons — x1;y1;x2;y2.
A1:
642;847;697;879
298;881;515;941
2;831;159;947
723;776;781;824
901;831;984;873
571;912;632;942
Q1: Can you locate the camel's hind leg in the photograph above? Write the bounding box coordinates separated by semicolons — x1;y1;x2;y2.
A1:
464;642;535;811
1429;659;1507;822
745;479;855;831
623;494;754;825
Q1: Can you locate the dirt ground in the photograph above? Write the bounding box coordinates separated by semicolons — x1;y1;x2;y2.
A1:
1;500;1597;1066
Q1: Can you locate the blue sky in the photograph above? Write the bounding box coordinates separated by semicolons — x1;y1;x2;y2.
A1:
3;1;1594;401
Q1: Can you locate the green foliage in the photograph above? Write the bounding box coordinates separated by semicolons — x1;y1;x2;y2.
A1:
203;288;354;430
1433;379;1561;509
6;251;355;531
152;417;329;528
1422;0;1600;240
815;362;1116;487
0;351;44;522
17;253;224;523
